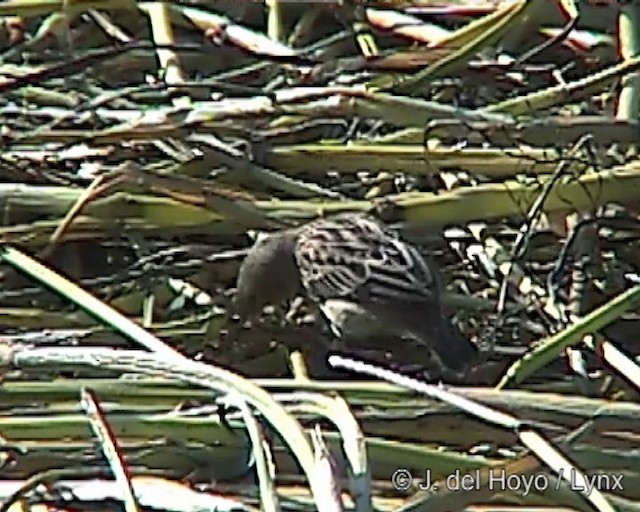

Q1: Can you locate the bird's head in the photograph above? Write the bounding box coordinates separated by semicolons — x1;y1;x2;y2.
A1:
230;230;301;322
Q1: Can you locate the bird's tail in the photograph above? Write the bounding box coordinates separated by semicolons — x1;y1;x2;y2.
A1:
430;317;478;374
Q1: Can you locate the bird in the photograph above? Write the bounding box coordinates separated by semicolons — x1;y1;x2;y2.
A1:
230;212;478;377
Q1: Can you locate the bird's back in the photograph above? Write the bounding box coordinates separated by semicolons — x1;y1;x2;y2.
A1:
293;213;440;308
293;213;477;373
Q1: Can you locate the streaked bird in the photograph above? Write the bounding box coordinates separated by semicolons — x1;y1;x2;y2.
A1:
231;213;478;376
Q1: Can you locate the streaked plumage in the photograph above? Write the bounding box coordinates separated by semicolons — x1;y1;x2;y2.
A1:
231;213;477;375
294;213;438;305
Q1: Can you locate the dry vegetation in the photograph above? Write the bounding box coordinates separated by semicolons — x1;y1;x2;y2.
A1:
0;0;638;511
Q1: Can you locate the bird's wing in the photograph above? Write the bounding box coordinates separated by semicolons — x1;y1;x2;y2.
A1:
294;214;439;304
